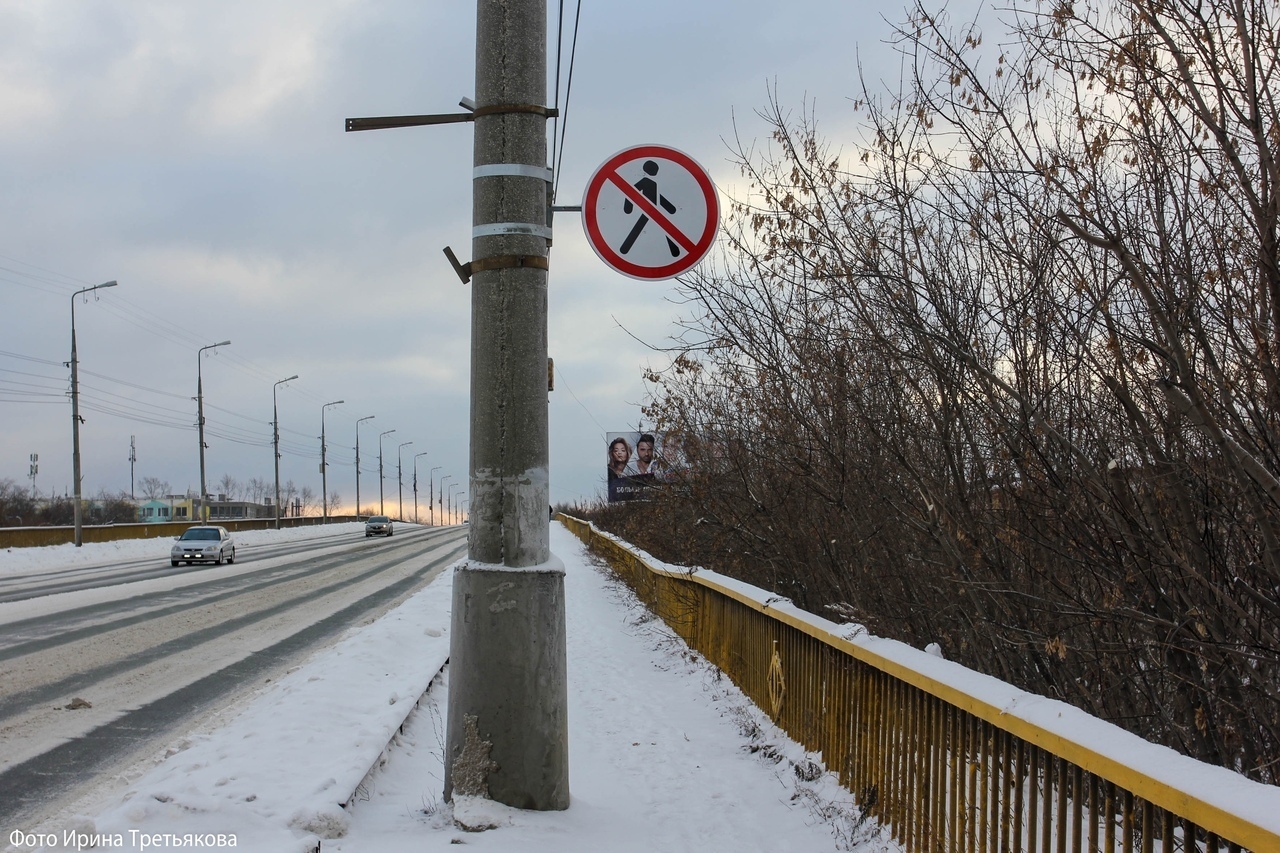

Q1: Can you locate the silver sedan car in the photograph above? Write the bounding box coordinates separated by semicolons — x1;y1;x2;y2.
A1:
171;525;236;566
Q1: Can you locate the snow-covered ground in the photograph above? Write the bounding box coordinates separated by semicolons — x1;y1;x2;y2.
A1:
5;523;888;853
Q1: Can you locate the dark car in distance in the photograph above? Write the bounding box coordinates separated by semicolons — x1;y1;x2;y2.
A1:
365;515;393;537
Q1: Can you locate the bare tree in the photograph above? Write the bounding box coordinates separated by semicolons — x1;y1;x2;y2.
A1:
246;477;268;504
281;480;298;516
217;474;240;501
299;486;317;517
0;478;36;526
618;0;1280;782
137;476;170;500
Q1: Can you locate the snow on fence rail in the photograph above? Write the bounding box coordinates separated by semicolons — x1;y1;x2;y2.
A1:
558;515;1280;853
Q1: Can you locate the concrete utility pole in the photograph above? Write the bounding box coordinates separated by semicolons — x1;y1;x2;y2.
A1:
69;280;117;546
378;429;395;515
443;0;568;811
429;466;441;526
413;451;429;523
197;340;230;525
355;415;375;519
321;399;344;521
437;473;451;529
397;440;413;520
273;375;299;530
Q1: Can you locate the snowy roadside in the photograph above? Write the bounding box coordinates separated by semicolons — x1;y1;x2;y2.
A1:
7;523;890;853
328;524;892;852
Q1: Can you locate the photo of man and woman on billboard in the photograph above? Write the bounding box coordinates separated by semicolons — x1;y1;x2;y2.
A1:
605;431;670;502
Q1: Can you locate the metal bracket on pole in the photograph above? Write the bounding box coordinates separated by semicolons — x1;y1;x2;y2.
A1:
444;246;549;284
345;105;558;133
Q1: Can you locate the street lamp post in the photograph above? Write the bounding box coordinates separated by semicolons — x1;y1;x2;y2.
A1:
429;467;441;526
378;429;396;515
397;441;413;520
413;452;429;523
438;474;452;527
321;400;344;521
459;498;469;524
448;484;461;526
69;280;117;547
355;415;375;520
272;374;299;530
453;491;466;526
197;340;231;524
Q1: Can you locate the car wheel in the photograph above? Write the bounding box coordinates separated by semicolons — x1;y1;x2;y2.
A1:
171;559;179;567
227;548;235;564
365;532;371;537
214;551;223;565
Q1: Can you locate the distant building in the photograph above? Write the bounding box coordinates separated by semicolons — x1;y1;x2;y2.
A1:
133;494;277;523
138;499;173;521
203;498;272;520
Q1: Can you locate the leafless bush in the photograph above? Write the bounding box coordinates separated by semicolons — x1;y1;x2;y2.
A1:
592;0;1280;783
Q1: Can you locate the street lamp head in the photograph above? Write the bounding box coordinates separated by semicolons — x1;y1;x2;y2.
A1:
358;414;375;424
282;374;299;383
381;429;396;438
76;280;118;296
325;399;344;408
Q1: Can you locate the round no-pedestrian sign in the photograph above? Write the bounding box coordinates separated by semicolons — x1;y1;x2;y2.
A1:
581;144;719;280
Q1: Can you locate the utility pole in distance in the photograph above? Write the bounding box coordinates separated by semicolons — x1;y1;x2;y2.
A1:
443;0;568;811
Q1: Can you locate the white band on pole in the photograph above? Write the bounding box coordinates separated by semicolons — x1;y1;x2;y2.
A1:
474;163;553;181
473;222;553;239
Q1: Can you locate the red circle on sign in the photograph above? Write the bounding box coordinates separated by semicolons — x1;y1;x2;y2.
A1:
581;144;719;280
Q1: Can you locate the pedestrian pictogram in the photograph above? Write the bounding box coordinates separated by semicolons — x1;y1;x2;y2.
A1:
582;144;719;280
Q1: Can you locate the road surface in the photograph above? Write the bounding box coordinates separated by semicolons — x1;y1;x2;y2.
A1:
0;524;466;830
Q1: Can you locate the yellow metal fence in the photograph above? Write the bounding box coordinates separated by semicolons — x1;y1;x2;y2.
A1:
559;516;1280;853
0;515;363;549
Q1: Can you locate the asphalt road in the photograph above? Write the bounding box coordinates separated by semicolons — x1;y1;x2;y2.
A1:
0;524;466;831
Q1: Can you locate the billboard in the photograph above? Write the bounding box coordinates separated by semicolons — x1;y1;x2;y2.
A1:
605;431;668;502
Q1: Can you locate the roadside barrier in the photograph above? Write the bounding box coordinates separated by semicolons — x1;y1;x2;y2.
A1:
559;515;1280;853
0;516;366;549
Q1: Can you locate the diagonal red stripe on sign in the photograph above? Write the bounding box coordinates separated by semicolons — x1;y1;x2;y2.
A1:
604;170;700;256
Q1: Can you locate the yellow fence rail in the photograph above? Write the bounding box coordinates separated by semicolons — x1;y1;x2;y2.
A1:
559;515;1280;853
0;516;363;549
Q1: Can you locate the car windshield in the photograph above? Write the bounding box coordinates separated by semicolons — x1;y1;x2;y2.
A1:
368;516;389;523
181;528;220;541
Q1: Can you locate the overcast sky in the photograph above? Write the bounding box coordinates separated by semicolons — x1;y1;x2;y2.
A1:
0;0;979;515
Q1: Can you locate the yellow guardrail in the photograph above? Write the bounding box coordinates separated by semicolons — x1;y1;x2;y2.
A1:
0;516;365;549
559;515;1280;853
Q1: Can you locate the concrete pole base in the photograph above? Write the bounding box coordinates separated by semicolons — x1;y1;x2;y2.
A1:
444;559;569;810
